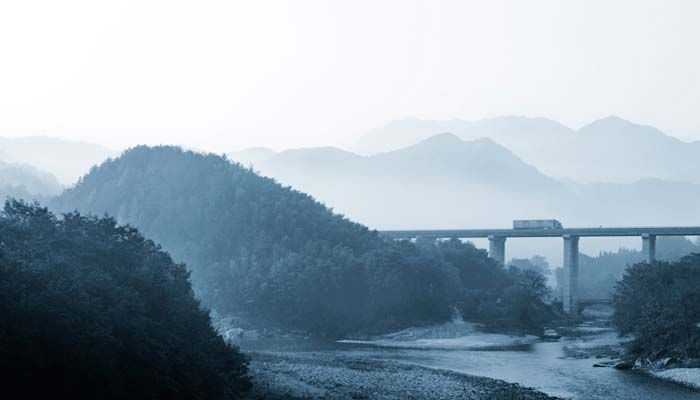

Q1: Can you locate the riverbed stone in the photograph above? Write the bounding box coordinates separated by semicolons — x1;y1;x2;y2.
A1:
614;361;634;370
248;352;561;399
593;361;615;368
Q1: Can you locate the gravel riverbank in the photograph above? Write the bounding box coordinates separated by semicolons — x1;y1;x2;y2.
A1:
249;352;561;399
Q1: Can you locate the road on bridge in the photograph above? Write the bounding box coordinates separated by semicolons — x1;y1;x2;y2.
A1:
379;225;700;315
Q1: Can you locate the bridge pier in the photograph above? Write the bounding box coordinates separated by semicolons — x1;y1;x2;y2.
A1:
488;235;506;266
562;235;579;315
642;234;656;263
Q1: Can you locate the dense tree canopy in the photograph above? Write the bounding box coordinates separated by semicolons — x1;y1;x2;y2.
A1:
54;146;552;335
0;200;250;399
613;254;700;358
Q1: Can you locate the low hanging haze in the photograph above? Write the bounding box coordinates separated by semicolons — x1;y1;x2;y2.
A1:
1;0;699;152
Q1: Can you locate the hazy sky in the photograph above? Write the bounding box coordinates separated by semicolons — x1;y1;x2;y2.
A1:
1;0;699;152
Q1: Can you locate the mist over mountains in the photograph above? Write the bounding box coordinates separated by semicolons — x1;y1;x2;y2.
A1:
0;136;116;184
237;131;700;227
0;160;62;201
353;116;700;184
254;134;567;227
228;119;700;263
228;147;277;167
2;115;698;264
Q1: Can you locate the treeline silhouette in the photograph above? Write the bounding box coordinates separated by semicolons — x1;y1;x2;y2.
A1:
613;254;700;359
0;200;250;399
54;146;553;336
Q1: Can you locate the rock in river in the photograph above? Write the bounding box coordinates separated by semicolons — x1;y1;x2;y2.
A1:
613;361;634;370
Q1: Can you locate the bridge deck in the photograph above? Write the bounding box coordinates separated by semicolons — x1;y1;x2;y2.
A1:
578;299;612;304
379;226;700;239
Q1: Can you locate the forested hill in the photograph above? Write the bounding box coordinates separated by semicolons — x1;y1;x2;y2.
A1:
55;145;381;281
54;146;553;336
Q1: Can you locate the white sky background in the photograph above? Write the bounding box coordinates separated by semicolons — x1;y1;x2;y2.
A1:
1;0;699;152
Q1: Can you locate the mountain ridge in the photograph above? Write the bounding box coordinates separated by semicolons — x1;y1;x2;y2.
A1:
353;116;700;184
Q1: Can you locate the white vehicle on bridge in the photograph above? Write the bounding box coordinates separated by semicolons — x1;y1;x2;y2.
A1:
513;219;563;230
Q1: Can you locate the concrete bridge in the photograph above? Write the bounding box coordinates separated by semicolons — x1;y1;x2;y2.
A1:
577;299;612;313
379;226;700;315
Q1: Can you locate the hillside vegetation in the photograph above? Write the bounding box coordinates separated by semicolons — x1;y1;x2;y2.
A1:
613;254;700;359
0;200;250;399
54;146;553;336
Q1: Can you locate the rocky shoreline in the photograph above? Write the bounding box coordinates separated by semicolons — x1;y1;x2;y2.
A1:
628;353;700;390
248;351;561;399
557;318;700;391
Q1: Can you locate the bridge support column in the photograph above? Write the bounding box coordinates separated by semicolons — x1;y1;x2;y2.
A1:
562;235;579;315
642;234;656;263
488;236;506;266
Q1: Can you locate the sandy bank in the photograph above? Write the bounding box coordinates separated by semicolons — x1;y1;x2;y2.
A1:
249;351;561;399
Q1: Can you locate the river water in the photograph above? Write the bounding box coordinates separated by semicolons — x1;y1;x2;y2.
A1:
333;338;700;399
240;316;700;399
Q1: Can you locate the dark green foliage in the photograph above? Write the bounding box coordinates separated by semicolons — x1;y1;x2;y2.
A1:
54;146;552;335
0;200;250;399
555;237;700;300
613;254;700;358
464;264;553;333
503;267;553;329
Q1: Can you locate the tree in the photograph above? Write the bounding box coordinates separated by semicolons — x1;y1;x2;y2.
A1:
0;200;250;399
613;254;700;358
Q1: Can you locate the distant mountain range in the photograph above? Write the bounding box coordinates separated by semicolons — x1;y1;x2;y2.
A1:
352;116;700;184
0;136;116;184
227;147;277;167
231;133;699;227
1;116;697;262
353;116;570;156
3;115;694;188
0;160;62;201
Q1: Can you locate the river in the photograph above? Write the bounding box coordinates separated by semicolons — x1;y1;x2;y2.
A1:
238;315;700;399
333;337;700;399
